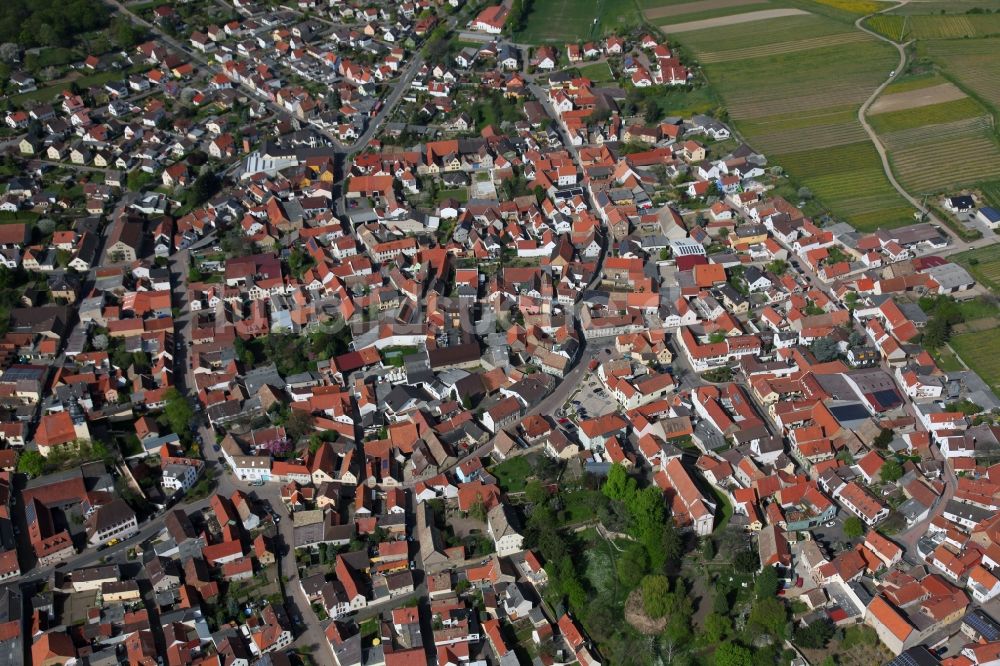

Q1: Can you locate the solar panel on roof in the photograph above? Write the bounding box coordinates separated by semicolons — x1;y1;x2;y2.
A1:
964;609;1000;641
828;404;869;422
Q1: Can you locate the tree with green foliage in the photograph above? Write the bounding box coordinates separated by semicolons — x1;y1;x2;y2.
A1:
749;596;787;638
641;574;671;618
873;427;894;449
704;612;731;643
794;618;834;649
616;543;649;588
714;642;753;666
162;388;194;437
188;172;221;208
755;565;779;598
843;516;865;539
16;450;44;477
810;336;839;362
733;549;758;573
113;16;141;48
602;463;636;503
525;479;547;505
880;459;903;483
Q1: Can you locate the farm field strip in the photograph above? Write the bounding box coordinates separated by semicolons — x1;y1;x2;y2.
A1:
890;0;1000;14
806;0;889;14
868;82;966;114
920;38;1000;110
909;14;1000;38
696;31;867;62
750;120;869;153
890;135;1000;192
659;7;808;31
879;116;994;149
738;107;858;133
643;0;762;20
868;96;983;133
672;13;850;49
725;80;879;117
654;3;775;28
881;73;948;95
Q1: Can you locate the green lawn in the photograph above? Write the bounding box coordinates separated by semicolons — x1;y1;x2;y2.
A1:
933;346;965;372
436;188;468;203
490;456;533;493
710;486;733;532
576;61;615;83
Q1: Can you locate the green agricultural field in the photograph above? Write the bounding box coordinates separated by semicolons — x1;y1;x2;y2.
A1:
863;13;908;40
908;13;1000;38
868;97;982;134
776;141;914;228
878;115;1000;194
950;328;1000;391
669;12;850;50
880;72;949;95
672;12;912;229
889;0;1000;13
920;38;1000;113
953;246;1000;293
655;2;774;27
516;0;640;43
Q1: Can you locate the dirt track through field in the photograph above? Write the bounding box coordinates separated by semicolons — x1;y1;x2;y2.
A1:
869;81;967;114
659;7;808;32
643;0;759;20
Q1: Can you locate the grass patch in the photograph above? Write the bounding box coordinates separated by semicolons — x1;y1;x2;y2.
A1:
490;456;533;493
436;188;468;203
710;486;733;532
576;61;615;83
933;347;964;372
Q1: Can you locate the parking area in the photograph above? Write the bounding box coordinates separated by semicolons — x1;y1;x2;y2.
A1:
557;351;619;424
807;515;853;555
